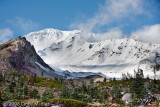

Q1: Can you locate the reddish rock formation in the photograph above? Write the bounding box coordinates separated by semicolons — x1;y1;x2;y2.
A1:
0;36;61;79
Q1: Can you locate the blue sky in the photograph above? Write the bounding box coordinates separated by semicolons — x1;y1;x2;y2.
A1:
0;0;160;43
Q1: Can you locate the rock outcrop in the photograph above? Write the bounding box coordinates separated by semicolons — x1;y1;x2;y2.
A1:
0;36;61;79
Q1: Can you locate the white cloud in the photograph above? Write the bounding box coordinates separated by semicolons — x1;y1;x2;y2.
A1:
70;0;146;42
7;17;40;31
88;28;123;42
0;28;13;44
132;24;160;44
71;0;143;33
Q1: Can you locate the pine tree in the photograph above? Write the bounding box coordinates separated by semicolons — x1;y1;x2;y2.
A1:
8;82;15;93
4;90;9;100
148;82;157;94
99;88;108;103
33;73;37;83
130;69;148;106
130;69;146;99
59;78;64;83
111;86;122;103
103;77;107;82
81;82;87;101
90;79;94;85
157;82;160;94
81;82;87;93
90;87;98;99
41;71;43;76
19;80;24;88
30;89;39;99
61;87;70;99
87;95;92;103
70;79;74;87
0;71;3;82
3;72;6;82
0;92;2;103
113;77;116;81
131;93;138;106
15;79;24;99
70;88;79;100
55;77;58;81
16;87;23;99
24;85;29;97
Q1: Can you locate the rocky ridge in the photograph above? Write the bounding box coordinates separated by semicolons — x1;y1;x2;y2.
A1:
0;36;61;79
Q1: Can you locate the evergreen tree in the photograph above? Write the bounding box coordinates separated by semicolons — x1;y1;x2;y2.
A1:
103;77;107;82
70;79;74;87
19;80;24;88
130;69;146;99
99;88;108;103
70;88;79;100
111;86;122;103
4;86;11;100
81;82;87;101
59;78;64;83
129;69;148;106
8;82;15;93
24;85;29;97
55;77;58;81
0;71;3;82
157;82;160;94
0;92;2;103
148;82;157;94
81;82;87;93
12;71;18;80
41;71;43;76
61;87;70;99
87;95;92;103
90;87;98;99
30;89;39;99
113;77;116;81
33;73;37;83
3;72;6;82
90;79;94;85
130;93;138;106
16;87;23;99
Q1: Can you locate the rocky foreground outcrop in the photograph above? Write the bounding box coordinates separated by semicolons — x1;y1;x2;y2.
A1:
0;36;61;79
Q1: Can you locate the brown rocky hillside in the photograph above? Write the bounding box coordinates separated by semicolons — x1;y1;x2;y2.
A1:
0;36;61;79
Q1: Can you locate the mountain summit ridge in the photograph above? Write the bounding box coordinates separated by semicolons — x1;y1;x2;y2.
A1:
25;28;160;79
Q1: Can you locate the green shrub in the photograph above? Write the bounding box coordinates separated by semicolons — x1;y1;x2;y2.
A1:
21;76;63;90
49;98;86;107
36;77;63;90
41;91;54;102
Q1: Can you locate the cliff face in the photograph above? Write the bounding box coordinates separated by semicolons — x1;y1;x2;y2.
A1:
0;37;60;79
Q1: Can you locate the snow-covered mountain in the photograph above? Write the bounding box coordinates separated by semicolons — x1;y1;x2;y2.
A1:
25;28;160;79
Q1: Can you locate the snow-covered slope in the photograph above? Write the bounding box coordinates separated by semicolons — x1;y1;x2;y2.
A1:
25;28;160;79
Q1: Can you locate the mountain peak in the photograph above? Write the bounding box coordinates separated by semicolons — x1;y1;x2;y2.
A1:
130;35;142;42
25;29;160;79
0;36;61;79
